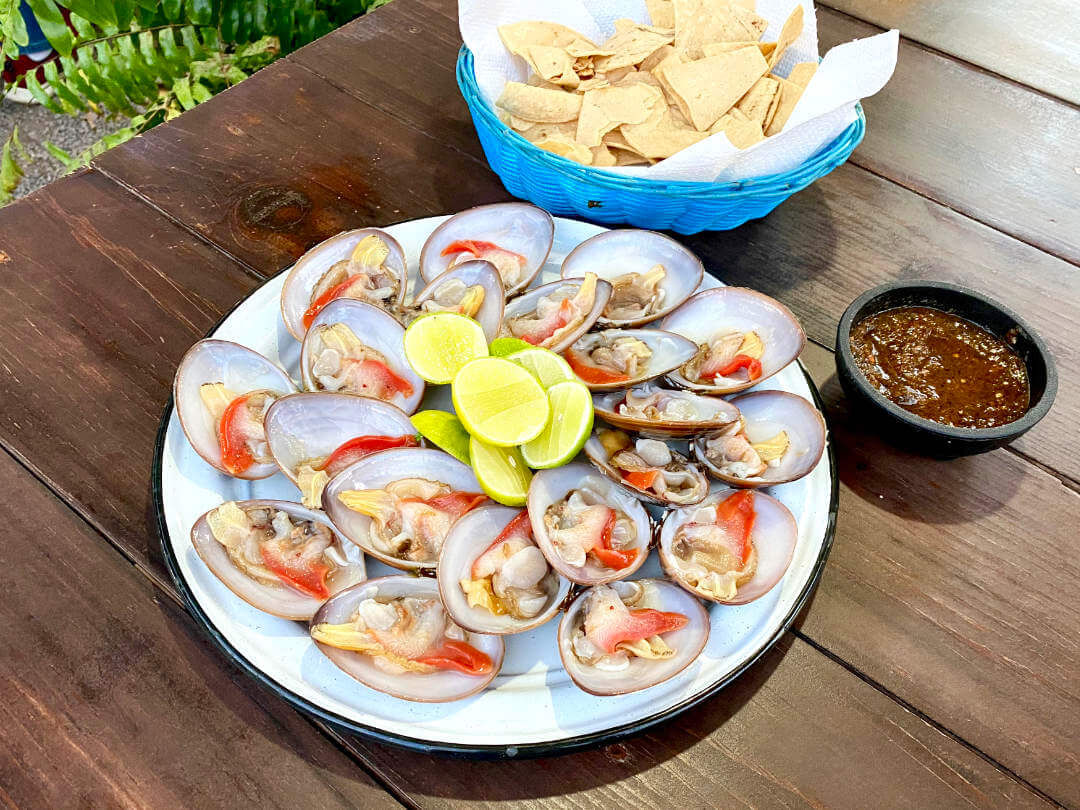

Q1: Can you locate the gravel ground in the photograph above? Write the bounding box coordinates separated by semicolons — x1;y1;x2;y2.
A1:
0;98;127;200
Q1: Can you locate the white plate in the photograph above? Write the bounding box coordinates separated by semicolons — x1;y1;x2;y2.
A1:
154;215;836;756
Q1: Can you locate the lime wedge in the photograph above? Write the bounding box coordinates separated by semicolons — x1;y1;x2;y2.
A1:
469;437;533;506
411;410;471;464
452;357;550;446
505;347;578;390
489;336;533;358
520;380;594;469
404;312;488;384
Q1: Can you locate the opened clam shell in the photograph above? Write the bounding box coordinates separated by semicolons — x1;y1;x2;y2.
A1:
659;489;797;605
500;275;612;353
662;287;806;395
264;392;417;504
557;578;709;696
419;203;554;297
410;259;505;342
560;229;703;327
593;382;741;439
438;505;571;635
692;391;826;488
527;463;651;585
281;228;408;340
563;329;697;391
311;576;504;702
191;499;365;620
174;339;298;479
584;430;708;506
300;298;425;414
323;447;484;571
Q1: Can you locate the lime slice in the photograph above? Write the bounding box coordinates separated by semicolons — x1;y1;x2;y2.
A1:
404;312;488;384
411;410;471;464
505;347;578;390
489;336;533;358
452;357;550;446
520;380;594;468
469;437;533;506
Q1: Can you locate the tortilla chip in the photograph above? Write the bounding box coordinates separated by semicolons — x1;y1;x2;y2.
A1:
534;137;593;164
674;0;768;58
611;147;650;165
660;46;768;130
591;144;618;166
516;120;579;141
595;19;675;72
764;76;805;136
576;83;664;146
603;129;642;153
621;108;708;158
526;73;565;91
787;61;818;87
710;113;764;148
731;0;756;8
497;82;582;123
524;44;580;88
639;43;676;73
703;40;775;60
650;49;687;113
499;21;609;58
576;76;612;93
614;69;662;89
602;66;637;84
768;5;804;69
646;0;675;28
735;75;780;129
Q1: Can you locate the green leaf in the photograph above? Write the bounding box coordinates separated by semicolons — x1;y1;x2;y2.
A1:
220;0;240;43
162;0;182;21
185;0;212;25
1;0;30;60
1;126;27;205
43;59;87;112
24;0;75;55
68;11;96;39
44;141;79;170
173;74;196;109
233;35;279;71
191;81;213;102
66;0;116;28
24;71;65;113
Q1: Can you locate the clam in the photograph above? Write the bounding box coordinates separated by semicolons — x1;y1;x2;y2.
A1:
560;229;703;327
557;578;709;696
661;288;806;395
438;505;571;635
280;228;408;340
692;391;826;488
419;202;554;297
174;339;298;479
311;576;504;702
499;274;612;353
659;489;797;605
322;447;487;571
584;428;709;507
409;259;505;342
563;328;697;391
191;499;366;620
264;392;418;508
527;463;651;585
593;382;741;439
300;298;425;414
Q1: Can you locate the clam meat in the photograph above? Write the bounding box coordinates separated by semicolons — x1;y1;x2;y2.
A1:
563;329;697;390
311;577;503;702
408;260;505;342
191;500;365;619
681;329;766;387
588;429;708;506
558;579;709;695
295;434;418;508
606;265;667;323
593;382;740;439
500;273;611;352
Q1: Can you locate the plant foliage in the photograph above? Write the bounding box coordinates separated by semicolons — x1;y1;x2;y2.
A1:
0;0;390;201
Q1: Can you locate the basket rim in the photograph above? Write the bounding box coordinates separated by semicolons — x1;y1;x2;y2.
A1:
457;45;865;194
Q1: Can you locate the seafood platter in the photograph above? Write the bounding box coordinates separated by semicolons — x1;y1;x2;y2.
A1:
155;204;836;755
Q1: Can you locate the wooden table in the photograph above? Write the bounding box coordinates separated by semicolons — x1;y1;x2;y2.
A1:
1;1;1077;806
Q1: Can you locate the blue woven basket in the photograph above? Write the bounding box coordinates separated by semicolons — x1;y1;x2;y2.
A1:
457;47;865;234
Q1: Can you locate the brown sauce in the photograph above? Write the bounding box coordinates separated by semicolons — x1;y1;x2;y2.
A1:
850;306;1029;429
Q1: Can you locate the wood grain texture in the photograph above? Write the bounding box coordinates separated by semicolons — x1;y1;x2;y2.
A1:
821;0;1080;105
329;635;1050;809
796;341;1080;807
817;8;1080;265
0;451;399;810
94;58;508;278
0;170;259;571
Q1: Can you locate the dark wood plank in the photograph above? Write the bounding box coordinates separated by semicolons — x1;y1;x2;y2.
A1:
795;341;1080;808
288;0;1080;266
330;635;1050;809
0;451;399;810
820;0;1080;105
94;58;508;277
0;170;260;571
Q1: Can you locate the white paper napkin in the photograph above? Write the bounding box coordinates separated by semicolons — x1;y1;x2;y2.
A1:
459;0;898;182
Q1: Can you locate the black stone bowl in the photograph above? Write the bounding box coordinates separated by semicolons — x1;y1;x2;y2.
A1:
835;281;1057;458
